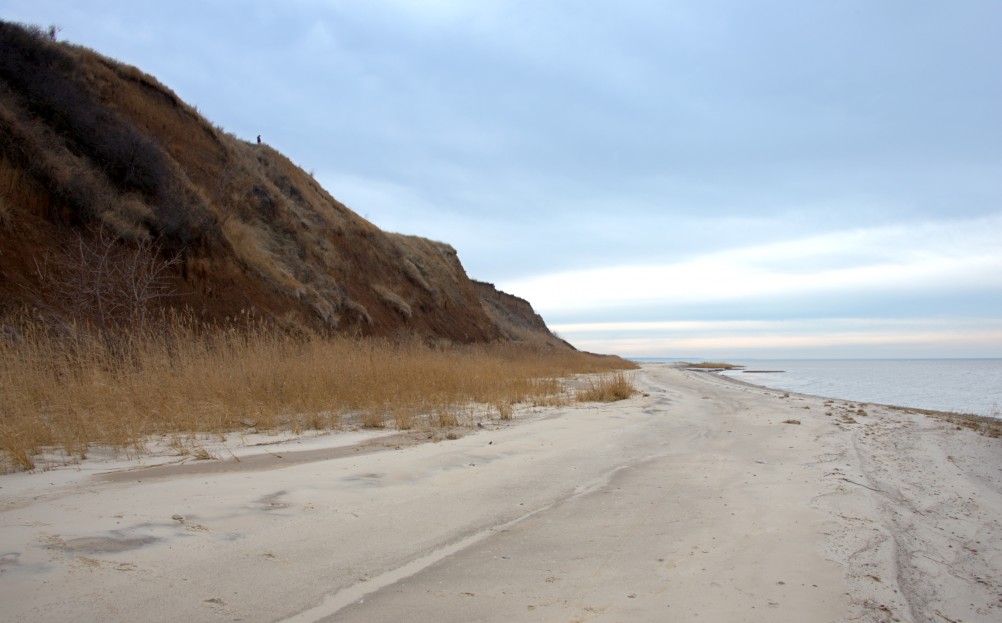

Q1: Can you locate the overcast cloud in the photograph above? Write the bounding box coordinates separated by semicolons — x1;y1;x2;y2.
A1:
6;1;1001;357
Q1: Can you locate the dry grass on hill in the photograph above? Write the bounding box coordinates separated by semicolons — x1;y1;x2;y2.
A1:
0;22;528;341
0;314;636;473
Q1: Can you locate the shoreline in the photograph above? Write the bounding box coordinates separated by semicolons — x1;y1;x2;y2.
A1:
694;364;1002;438
2;363;1001;622
672;358;1002;419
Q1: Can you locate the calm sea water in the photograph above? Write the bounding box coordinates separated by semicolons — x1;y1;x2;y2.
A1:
646;359;1002;417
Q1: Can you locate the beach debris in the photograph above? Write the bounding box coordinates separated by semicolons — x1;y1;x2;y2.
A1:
839;477;884;493
782;419;801;425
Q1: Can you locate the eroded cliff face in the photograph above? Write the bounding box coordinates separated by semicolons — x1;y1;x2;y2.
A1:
0;22;563;345
475;281;573;349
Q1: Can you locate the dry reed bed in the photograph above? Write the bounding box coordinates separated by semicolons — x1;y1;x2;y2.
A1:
577;371;637;402
0;317;636;472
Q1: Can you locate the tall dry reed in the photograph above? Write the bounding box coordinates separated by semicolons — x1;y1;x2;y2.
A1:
576;372;638;402
0;312;634;472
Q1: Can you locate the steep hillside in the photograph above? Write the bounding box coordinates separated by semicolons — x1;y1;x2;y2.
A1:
475;281;574;347
0;22;565;346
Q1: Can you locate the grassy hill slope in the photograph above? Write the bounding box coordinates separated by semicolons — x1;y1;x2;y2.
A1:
0;21;563;346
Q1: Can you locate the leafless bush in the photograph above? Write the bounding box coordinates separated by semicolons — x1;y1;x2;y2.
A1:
34;225;181;334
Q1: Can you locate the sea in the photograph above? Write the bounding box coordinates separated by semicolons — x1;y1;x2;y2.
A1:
638;359;1002;418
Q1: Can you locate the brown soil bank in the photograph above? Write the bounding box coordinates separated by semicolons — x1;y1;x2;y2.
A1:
0;21;563;346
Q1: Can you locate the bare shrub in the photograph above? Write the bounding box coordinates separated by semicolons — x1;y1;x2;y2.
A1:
34;225;180;333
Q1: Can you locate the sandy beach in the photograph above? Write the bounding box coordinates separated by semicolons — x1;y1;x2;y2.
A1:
2;363;1001;622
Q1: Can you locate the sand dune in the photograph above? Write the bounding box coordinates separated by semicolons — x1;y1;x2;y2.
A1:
2;364;1000;622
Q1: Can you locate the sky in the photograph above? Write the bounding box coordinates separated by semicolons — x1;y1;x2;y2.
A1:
6;1;1002;358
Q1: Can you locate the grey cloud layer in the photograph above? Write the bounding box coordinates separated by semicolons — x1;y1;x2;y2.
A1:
6;0;1002;355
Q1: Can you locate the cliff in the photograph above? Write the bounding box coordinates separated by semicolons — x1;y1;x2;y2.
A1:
0;21;566;347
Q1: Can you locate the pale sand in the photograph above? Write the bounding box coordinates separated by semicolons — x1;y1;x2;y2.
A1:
2;363;1001;622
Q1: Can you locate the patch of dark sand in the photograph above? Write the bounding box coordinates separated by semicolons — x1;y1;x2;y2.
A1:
99;431;464;482
59;535;160;553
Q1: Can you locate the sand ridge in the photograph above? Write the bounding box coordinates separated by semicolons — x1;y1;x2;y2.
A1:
1;364;1000;622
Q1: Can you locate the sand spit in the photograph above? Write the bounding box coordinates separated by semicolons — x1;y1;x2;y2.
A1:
2;364;1000;622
